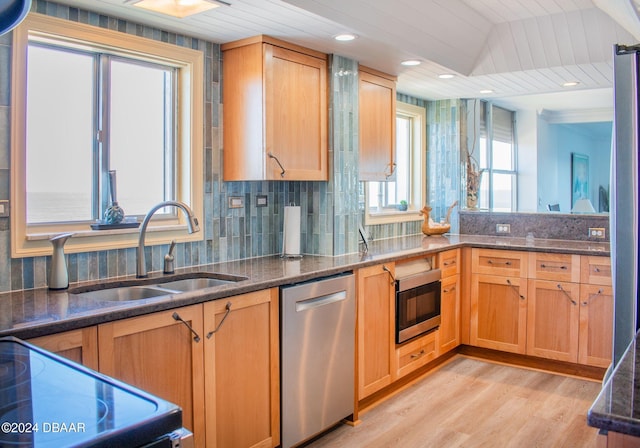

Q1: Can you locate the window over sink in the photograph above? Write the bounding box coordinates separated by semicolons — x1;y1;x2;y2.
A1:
10;14;204;257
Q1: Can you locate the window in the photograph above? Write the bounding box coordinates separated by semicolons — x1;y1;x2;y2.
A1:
11;14;204;257
477;102;517;211
365;101;425;224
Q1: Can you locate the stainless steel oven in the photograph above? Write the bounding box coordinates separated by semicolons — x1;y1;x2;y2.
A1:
395;259;441;344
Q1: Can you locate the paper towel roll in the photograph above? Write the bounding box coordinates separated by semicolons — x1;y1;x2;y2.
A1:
282;205;301;257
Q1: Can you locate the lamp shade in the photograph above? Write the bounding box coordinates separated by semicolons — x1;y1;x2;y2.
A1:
571;198;596;214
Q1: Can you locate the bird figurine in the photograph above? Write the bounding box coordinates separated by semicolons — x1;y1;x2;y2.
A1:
419;201;458;236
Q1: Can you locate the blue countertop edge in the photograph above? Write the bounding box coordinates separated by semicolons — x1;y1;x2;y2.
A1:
0;233;610;340
588;330;640;437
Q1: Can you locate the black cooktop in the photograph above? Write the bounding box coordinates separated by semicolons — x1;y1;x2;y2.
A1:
0;336;182;447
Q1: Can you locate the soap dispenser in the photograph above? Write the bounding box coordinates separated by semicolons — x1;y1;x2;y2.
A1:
48;233;73;290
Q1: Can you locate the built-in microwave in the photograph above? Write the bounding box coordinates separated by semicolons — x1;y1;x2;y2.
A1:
395;259;441;344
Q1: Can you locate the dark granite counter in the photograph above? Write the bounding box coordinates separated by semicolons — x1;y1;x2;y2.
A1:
588;331;640;437
0;234;610;340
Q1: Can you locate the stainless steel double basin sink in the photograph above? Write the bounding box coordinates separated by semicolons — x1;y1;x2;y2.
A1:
71;273;248;302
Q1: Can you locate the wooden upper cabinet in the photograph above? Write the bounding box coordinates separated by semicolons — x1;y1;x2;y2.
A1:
359;66;396;181
222;35;328;181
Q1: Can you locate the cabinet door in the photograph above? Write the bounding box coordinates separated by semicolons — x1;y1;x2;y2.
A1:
470;273;527;354
357;263;396;399
203;289;280;448
359;67;396;181
98;305;206;447
439;274;460;354
527;280;580;362
28;327;98;370
579;284;613;367
265;44;327;180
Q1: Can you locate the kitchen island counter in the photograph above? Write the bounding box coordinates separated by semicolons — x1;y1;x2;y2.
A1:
0;234;609;340
588;329;640;437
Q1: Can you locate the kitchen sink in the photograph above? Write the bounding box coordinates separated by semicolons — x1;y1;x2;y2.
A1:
155;277;234;291
75;285;179;302
71;272;248;302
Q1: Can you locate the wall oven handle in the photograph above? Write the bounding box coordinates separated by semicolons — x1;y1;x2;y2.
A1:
383;265;396;285
172;312;201;342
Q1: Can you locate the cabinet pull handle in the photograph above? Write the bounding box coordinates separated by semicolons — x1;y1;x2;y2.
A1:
582;288;604;306
556;284;577;305
410;349;426;359
267;152;286;178
505;279;525;300
488;259;512;266
540;263;567;270
172;312;201;343
384;162;396;179
443;260;455;266
443;286;456;293
206;301;233;338
382;265;396;285
594;267;601;273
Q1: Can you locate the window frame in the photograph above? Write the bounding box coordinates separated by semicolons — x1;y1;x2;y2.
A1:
478;102;518;212
364;101;426;225
11;14;204;257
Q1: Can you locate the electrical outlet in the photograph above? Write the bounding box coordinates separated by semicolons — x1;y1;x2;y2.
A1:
256;195;268;207
589;227;606;239
228;196;244;208
496;224;511;234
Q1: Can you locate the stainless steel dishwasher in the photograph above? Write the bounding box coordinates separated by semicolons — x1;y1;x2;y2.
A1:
281;272;355;448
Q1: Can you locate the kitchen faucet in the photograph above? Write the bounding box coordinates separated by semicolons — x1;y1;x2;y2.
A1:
137;201;200;278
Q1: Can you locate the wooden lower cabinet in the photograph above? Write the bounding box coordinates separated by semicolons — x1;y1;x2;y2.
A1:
28;327;98;369
98;305;206;446
526;280;580;362
357;263;396;399
579;284;614;367
203;289;280;448
439;274;460;354
470;273;528;354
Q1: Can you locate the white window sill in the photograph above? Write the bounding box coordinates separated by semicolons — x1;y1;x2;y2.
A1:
365;209;423;225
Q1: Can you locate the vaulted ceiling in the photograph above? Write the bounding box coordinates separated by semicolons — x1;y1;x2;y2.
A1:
52;0;640;111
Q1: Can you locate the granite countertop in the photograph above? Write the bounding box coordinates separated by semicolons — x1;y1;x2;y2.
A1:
588;331;640;437
0;234;610;340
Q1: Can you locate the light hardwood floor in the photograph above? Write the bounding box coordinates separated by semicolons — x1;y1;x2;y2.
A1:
308;356;602;448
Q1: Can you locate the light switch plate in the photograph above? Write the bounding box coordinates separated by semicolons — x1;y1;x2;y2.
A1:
496;223;511;234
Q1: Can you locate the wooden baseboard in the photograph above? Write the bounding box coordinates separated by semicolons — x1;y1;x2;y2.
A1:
457;345;607;381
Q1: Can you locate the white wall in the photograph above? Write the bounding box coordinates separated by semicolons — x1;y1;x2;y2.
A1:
516;109;538;212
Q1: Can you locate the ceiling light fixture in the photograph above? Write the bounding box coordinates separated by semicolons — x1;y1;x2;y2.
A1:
127;0;229;18
334;33;357;42
562;81;580;87
401;59;421;66
438;73;455;79
480;89;493;94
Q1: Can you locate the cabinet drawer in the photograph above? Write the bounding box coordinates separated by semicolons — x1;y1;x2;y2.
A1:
581;256;612;286
471;248;528;277
396;330;437;378
439;249;460;278
528;252;580;282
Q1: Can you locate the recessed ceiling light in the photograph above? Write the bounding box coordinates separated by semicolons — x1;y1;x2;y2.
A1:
401;59;421;66
562;81;580;87
334;33;357;42
480;89;494;94
127;0;229;18
438;74;455;79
